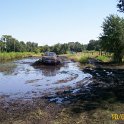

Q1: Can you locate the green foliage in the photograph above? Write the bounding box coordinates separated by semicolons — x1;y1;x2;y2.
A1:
117;0;124;12
68;42;83;52
87;40;101;51
96;55;110;62
100;15;124;63
39;42;84;55
79;56;89;63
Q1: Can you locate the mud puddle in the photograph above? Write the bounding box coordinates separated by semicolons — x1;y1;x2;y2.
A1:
0;58;92;102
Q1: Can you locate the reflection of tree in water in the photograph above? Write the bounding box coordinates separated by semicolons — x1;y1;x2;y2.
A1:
33;65;61;76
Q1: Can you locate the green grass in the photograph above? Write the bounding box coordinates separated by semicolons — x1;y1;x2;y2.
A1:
0;52;40;62
66;51;99;64
96;55;111;62
66;51;111;64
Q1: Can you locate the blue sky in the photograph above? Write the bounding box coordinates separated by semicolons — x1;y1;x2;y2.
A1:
0;0;123;45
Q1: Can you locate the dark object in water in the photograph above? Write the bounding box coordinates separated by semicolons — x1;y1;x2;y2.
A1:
41;52;61;65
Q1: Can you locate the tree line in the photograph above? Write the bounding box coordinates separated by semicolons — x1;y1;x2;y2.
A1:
0;35;38;53
0;34;99;54
0;35;85;54
39;42;84;54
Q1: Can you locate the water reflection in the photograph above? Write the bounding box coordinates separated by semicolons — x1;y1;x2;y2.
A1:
33;65;61;76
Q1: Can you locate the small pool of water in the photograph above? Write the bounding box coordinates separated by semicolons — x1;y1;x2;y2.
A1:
0;58;92;99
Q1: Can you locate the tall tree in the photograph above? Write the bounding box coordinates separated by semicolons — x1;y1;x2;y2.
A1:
100;15;124;63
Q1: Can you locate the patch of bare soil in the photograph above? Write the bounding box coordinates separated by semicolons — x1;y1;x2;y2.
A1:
0;97;62;124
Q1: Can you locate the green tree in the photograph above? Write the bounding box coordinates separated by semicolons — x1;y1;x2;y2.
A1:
117;0;124;12
87;40;100;51
60;43;69;54
52;43;61;54
19;41;27;52
68;42;83;52
26;42;38;52
42;45;50;52
2;35;17;52
0;40;6;52
74;42;83;52
100;15;124;63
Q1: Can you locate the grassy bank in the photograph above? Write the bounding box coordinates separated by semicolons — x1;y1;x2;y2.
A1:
96;55;111;62
66;51;112;64
66;51;98;63
0;52;41;62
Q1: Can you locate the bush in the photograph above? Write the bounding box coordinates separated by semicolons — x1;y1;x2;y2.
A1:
79;56;89;64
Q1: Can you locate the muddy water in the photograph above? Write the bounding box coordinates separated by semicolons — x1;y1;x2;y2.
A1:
0;58;92;100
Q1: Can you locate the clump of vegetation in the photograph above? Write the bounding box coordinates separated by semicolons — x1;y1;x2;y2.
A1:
66;53;79;61
96;55;111;62
79;56;89;64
